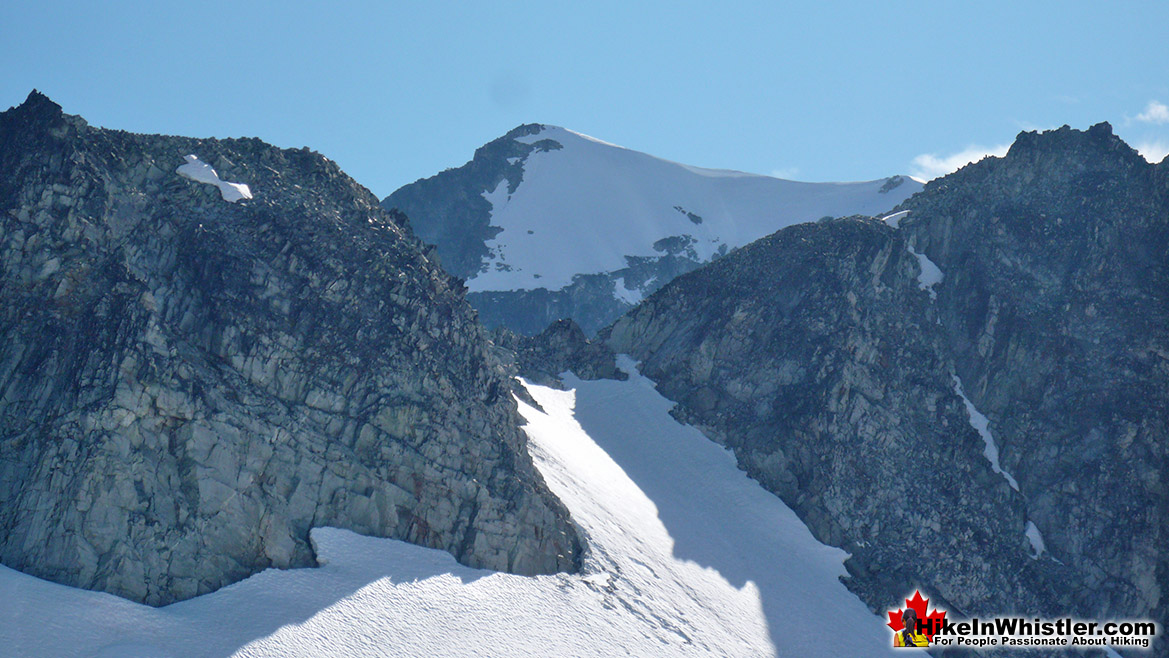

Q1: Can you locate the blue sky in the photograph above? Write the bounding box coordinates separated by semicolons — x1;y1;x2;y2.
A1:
3;1;1167;197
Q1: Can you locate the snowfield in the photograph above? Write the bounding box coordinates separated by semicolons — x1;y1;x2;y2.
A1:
1;359;900;657
469;125;921;293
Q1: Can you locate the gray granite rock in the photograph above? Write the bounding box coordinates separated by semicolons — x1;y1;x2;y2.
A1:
605;218;1063;624
605;124;1167;655
898;122;1167;645
0;91;582;606
493;319;626;388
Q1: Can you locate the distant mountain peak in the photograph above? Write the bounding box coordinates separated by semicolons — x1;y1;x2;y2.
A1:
1005;121;1146;169
386;125;921;334
503;123;546;140
3;89;67;131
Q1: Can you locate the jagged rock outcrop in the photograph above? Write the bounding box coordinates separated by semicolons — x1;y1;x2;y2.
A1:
605;124;1167;654
492;319;626;388
0;91;581;605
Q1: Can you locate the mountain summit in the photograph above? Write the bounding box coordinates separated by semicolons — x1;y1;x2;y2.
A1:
384;123;921;334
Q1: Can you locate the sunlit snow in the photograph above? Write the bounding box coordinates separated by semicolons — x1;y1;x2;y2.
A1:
176;155;253;202
880;209;910;228
468;125;920;292
1;359;902;657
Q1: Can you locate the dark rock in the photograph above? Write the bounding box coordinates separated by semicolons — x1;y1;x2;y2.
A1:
383;124;552;280
899;122;1167;642
604;123;1168;654
0;93;582;605
605;217;1064;625
495;319;626;388
468;253;706;337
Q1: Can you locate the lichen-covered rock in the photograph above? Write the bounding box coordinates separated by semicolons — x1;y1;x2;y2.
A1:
0;91;581;605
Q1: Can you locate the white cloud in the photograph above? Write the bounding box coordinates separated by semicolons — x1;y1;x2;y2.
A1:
1135;100;1169;125
769;166;800;180
1135;140;1169;164
910;144;1010;181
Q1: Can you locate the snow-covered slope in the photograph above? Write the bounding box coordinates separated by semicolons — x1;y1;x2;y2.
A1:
472;126;919;293
1;360;900;657
385;124;922;334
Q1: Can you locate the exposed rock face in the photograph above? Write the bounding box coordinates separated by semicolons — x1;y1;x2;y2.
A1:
606;218;1065;621
606;125;1167;652
898;123;1168;636
0;91;581;605
469;257;708;336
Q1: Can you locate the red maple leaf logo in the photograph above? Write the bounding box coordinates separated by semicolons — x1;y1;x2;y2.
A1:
887;590;947;641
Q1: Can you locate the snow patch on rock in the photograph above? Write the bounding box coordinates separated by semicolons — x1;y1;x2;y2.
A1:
467;124;921;293
908;246;944;300
952;375;1020;491
612;277;643;305
176;155;252;202
880;209;910;228
1025;521;1046;559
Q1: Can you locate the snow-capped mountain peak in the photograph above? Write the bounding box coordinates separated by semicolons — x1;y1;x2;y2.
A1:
385;123;921;333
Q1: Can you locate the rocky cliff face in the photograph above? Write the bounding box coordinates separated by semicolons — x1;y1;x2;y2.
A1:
383;124;551;282
898;123;1167;633
606;124;1167;652
0;91;581;605
606;217;1066;621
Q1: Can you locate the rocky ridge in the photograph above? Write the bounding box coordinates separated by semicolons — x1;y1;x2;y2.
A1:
492;319;626;389
606;217;1066;624
898;123;1167;641
606;125;1167;654
0;91;582;605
